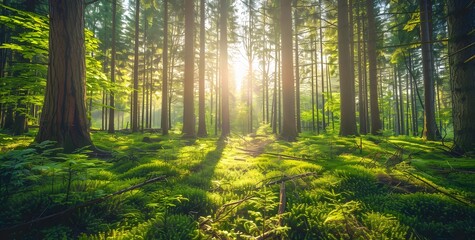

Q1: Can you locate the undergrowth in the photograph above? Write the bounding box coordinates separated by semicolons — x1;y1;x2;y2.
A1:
0;129;474;239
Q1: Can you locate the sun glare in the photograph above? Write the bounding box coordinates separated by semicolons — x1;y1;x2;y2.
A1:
232;54;248;91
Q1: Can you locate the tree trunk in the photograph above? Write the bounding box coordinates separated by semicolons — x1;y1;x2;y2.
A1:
183;0;195;138
319;0;326;132
108;0;117;134
161;0;169;135
280;0;297;141
36;0;93;153
448;0;475;153
197;0;207;137
294;2;301;133
220;0;230;138
420;0;438;140
132;0;140;132
366;0;381;135
338;0;356;136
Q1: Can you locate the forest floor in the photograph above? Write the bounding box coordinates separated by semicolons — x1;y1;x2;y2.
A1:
0;126;474;239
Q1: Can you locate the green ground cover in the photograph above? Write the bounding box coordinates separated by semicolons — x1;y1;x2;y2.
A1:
1;127;474;239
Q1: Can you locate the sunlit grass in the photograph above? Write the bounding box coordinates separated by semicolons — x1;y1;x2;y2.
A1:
1;130;474;239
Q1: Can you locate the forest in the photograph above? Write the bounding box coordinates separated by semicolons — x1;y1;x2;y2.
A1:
0;0;474;239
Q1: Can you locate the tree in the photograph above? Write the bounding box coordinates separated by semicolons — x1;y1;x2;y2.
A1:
36;0;93;152
420;0;438;140
448;0;475;153
338;0;356;136
182;0;195;138
220;0;230;138
108;0;117;134
161;0;169;135
131;0;140;132
197;0;207;137
280;0;297;141
366;0;381;135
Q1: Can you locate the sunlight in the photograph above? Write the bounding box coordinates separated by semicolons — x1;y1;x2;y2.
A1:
232;53;248;91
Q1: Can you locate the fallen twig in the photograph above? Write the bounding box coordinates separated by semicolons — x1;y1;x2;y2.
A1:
236;147;313;161
403;171;472;206
0;176;167;237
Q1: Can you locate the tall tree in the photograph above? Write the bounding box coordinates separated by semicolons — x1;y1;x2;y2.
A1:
366;0;381;135
182;0;195;137
132;0;140;132
280;0;297;140
36;0;93;152
448;0;475;153
220;0;230;138
197;0;207;137
108;0;117;133
419;0;438;140
338;0;356;135
293;0;301;133
161;0;169;135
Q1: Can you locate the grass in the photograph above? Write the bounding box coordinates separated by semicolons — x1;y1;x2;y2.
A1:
0;129;474;239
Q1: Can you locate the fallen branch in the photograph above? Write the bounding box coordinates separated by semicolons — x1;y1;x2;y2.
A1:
236;147;313;161
0;176;167;237
403;171;472;206
213;172;317;223
278;182;286;226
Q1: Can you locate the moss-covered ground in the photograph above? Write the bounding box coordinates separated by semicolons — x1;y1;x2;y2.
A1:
1;127;474;239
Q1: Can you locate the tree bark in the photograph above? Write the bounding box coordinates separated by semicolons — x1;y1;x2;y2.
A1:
183;0;195;138
161;0;169;135
448;0;475;153
338;0;356;136
108;0;117;134
132;0;140;132
197;0;207;137
220;0;230;138
420;0;439;140
280;0;297;141
366;0;381;135
36;0;93;153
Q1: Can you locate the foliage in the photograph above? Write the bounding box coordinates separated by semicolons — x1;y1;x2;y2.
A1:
1;129;474;239
0;4;114;120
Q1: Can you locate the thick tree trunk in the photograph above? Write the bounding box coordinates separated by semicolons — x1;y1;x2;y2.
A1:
197;0;207;137
36;0;93;153
280;0;297;141
183;0;195;138
338;0;356;136
220;0;230;138
448;0;475;153
366;0;381;135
